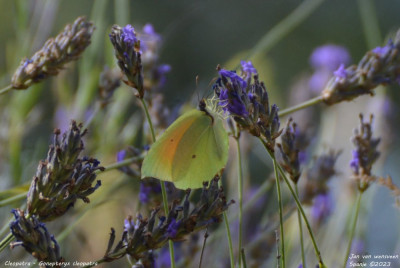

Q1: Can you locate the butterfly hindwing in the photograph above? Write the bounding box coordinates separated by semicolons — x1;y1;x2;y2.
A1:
141;109;229;189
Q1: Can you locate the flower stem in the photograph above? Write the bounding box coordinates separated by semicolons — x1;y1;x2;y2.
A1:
82;102;100;130
272;156;286;268
260;139;325;266
139;97;175;268
343;192;363;268
0;192;27;207
96;155;143;174
295;184;306;268
223;211;235;268
278;96;323;117
0;85;13;95
241;248;247;268
0;232;14;252
235;136;244;268
140;98;156;143
277;162;324;266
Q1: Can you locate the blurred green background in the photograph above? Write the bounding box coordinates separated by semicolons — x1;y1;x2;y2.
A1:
0;0;399;267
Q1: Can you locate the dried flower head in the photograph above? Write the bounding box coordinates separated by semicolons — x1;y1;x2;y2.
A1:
302;149;341;204
277;118;302;183
27;121;104;221
350;114;380;192
10;209;64;263
322;29;400;105
213;62;282;152
103;177;233;263
109;24;144;98
12;17;94;90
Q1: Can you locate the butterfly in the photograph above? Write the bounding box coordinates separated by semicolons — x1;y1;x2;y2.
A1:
141;99;229;189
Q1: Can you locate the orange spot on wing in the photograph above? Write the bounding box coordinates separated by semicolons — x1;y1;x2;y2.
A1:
161;117;198;164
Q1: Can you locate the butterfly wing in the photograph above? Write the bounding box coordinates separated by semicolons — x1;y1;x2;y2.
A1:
141;109;201;183
141;109;229;189
171;112;228;189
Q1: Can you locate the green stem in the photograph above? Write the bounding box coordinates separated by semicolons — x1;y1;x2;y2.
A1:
139;97;175;268
0;85;13;95
272;156;285;268
140;98;156;143
0;232;14;252
343;192;363;268
235;137;244;268
261;140;325;266
278;163;324;266
0;192;27;207
97;156;143;174
278;96;323;117
82;103;100;130
223;211;235;268
295;184;306;268
245;0;325;63
241;248;247;268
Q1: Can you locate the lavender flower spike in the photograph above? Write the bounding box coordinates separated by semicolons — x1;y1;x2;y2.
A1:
109;24;144;98
12;17;94;90
350;114;380;192
104;176;233;263
27;121;104;221
214;63;282;151
277;118;301;183
322;29;400;105
10;209;64;262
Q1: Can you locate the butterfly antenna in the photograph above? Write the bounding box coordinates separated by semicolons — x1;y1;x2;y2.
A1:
198;225;209;268
195;75;201;103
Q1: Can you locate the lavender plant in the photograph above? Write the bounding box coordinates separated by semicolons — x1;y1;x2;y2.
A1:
0;2;400;268
96;177;233;266
10;17;94;91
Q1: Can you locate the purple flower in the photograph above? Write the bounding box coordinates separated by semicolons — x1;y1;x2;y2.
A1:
311;193;333;224
216;69;249;116
241;60;258;78
333;64;348;80
351;239;365;254
22;58;33;68
166;218;180;238
121;24;137;44
158;64;171;74
310;44;351;71
309;45;350;93
156;64;171;87
219;69;247;89
124;217;134;232
372;39;394;56
116;150;126;162
309;70;332;93
139;184;152;203
350;150;360;174
350;114;380;180
143;24;161;40
218;89;248;116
